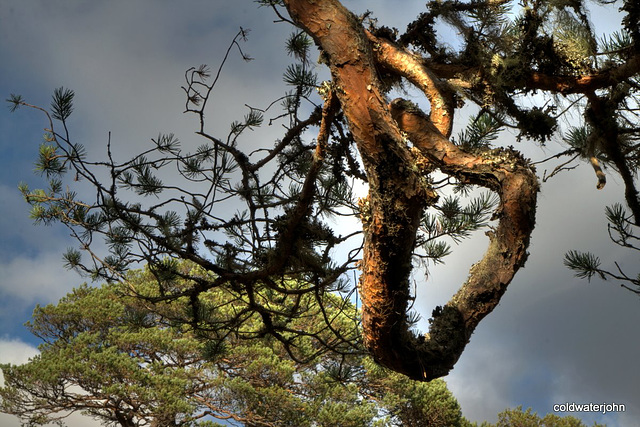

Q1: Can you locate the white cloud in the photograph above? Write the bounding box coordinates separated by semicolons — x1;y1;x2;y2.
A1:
0;253;79;305
0;337;38;366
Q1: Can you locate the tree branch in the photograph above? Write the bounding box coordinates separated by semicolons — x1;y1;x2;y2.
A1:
365;30;455;138
283;0;538;381
387;99;538;379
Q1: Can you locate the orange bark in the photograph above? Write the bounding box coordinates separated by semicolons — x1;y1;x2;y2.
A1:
284;0;538;380
365;31;454;138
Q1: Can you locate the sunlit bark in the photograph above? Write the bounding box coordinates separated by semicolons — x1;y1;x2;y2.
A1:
283;0;538;380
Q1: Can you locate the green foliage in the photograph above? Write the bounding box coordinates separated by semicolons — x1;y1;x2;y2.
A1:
7;27;354;301
563;126;590;153
0;283;199;425
455;112;503;152
283;63;317;97
129;156;165;196
6;93;24;112
418;191;498;266
492;406;606;427
286;31;312;63
364;358;465;427
605;203;634;246
599;31;633;65
565;203;640;294
6;4;640;424
34;143;65;177
547;7;596;71
50;87;74;122
230;108;264;135
564;250;604;281
256;0;285;7
0;262;468;427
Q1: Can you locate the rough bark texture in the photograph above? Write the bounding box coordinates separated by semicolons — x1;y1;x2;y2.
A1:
283;0;538;380
365;31;454;138
389;102;538;378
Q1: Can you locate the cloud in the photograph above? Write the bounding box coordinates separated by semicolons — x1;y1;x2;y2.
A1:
1;0;296;165
0;407;102;427
0;183;82;331
446;344;521;423
0;184;70;256
0;253;79;305
0;337;38;367
415;155;640;426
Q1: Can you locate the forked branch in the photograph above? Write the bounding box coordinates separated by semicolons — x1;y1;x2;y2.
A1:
284;0;538;380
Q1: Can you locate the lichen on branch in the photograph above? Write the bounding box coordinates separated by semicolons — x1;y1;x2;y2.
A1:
283;0;539;380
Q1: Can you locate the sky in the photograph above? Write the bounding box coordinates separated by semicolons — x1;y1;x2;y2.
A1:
1;1;639;426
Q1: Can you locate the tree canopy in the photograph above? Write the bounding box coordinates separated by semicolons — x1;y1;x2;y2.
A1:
5;0;640;382
0;262;466;427
0;262;606;427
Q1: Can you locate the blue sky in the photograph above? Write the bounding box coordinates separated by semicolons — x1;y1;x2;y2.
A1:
1;1;639;426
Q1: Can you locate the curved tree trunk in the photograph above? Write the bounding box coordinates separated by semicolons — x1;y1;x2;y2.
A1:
283;0;538;380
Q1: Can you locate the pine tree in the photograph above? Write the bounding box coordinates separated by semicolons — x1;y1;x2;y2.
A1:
0;261;465;427
7;0;640;380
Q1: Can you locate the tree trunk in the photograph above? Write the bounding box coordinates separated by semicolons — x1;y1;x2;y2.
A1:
283;0;538;380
